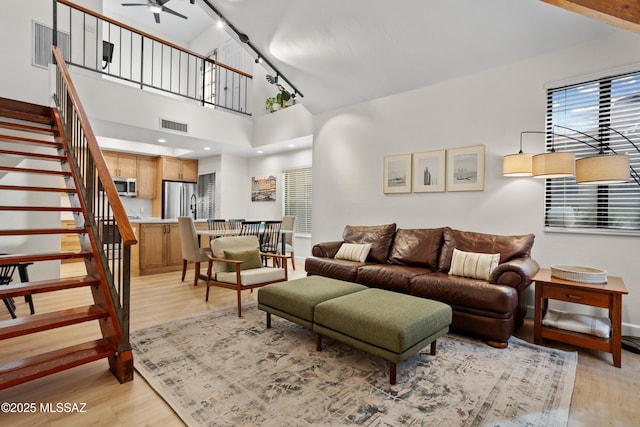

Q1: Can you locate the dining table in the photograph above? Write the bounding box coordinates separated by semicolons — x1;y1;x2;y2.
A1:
197;228;293;256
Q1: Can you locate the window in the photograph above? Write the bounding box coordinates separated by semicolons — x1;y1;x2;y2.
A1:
197;173;215;219
545;70;640;235
283;167;312;235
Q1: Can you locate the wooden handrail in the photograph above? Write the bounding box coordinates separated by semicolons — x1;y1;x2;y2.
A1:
52;46;136;246
58;0;253;79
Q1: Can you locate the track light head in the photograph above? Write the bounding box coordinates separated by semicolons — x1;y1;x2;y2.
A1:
266;74;278;85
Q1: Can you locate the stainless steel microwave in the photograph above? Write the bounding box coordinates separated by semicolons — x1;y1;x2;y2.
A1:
113;177;137;197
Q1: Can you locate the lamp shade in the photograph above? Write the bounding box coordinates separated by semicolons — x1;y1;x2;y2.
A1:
532;152;575;178
503;153;533;177
575;154;630;185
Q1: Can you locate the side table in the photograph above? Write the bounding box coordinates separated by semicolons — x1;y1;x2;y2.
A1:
532;268;628;368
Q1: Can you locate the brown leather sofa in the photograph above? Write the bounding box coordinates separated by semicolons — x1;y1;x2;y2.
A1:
305;224;540;348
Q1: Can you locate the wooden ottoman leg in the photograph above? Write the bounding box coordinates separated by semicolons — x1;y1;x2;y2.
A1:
430;340;437;356
315;333;322;351
266;312;272;329
389;362;397;385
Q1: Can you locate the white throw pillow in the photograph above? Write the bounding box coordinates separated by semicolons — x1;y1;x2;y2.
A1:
449;248;500;281
335;243;372;263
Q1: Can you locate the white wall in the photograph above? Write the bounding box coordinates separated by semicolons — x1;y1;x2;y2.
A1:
312;30;640;335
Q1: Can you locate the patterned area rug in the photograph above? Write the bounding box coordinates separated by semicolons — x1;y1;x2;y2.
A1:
131;304;577;427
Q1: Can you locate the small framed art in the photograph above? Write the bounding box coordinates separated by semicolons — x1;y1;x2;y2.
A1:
446;145;485;192
412;149;446;192
383;153;412;194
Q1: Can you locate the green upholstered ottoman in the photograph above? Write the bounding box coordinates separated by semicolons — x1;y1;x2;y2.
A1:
313;288;452;384
257;276;368;329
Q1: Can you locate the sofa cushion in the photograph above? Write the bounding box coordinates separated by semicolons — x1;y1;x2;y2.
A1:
335;243;372;262
438;227;535;272
356;264;433;293
410;272;518;314
343;223;396;263
305;256;364;282
449;248;500;281
388;228;444;269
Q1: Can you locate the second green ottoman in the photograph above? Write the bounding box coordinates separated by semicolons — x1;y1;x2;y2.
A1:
313;288;452;384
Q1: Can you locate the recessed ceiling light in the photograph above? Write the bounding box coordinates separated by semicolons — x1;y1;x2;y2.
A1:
204;147;211;150
217;20;225;29
257;150;264;154
158;139;166;143
288;144;295;148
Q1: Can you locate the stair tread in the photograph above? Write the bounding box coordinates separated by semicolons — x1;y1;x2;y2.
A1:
0;206;82;213
0;275;98;299
0;166;70;176
0;252;92;265
0;120;56;135
0;185;76;193
0;149;65;161
0;227;85;236
0;339;116;390
0;134;60;146
0;305;109;340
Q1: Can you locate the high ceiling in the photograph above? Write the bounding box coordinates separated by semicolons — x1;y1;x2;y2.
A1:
100;0;625;157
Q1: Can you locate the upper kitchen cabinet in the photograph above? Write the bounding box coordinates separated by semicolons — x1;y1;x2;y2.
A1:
159;156;198;182
136;156;157;199
103;151;137;178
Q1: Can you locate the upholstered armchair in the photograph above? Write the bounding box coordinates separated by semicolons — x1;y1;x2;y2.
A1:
206;236;288;317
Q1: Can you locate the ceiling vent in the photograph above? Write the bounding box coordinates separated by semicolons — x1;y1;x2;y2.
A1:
160;118;188;133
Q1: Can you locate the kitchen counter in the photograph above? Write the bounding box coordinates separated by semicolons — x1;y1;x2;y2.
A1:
128;217;208;224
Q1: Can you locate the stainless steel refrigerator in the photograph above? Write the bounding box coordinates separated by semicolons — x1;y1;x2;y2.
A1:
162;180;198;219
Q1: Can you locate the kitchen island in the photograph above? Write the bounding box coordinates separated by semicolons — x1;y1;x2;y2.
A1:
129;218;209;276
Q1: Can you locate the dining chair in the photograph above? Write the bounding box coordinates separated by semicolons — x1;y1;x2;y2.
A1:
178;216;212;286
207;218;227;233
227;219;245;232
260;220;282;256
206;236;288;317
239;220;262;237
279;215;296;270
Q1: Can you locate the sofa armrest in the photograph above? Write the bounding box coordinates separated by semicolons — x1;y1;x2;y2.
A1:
489;257;540;293
311;241;344;258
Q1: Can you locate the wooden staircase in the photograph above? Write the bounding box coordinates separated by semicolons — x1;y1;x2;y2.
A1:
0;96;133;390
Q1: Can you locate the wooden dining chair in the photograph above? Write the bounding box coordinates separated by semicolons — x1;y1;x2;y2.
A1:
178;216;212;286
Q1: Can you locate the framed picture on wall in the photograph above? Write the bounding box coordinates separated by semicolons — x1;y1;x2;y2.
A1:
251;175;277;201
412;150;445;192
383;153;412;194
446;145;485;192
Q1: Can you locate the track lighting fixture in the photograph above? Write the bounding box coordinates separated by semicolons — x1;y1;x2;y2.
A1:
265;74;279;85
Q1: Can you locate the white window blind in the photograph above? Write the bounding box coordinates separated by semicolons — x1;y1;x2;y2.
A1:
197;173;215;219
283;167;312;235
545;70;640;235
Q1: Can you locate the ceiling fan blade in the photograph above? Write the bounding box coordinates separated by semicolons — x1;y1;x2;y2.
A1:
121;3;149;6
154;12;160;23
161;6;188;20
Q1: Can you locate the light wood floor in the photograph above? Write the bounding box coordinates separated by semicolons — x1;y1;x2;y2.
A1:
1;262;638;426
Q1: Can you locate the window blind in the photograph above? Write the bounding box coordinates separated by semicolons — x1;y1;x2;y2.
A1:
545;70;640;235
283;167;312;235
197;173;215;219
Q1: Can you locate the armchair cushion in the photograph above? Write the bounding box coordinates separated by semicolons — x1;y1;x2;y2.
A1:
224;248;263;271
216;267;286;286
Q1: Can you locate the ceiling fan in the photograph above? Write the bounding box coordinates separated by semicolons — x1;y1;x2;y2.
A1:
121;0;188;24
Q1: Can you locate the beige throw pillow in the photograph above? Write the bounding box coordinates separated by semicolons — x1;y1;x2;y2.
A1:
335;243;372;263
449;248;500;280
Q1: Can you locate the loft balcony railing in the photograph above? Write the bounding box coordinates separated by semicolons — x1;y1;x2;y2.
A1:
53;0;252;116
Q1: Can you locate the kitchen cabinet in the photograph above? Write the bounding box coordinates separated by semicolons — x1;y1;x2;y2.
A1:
131;221;209;275
159;156;198;182
104;151;137;178
136;156;157;199
132;222;183;275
